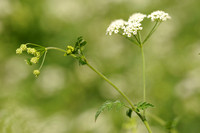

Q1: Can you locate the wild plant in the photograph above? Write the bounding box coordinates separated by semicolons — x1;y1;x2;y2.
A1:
16;10;176;133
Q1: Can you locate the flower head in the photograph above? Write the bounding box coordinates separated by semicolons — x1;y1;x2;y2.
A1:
30;57;39;64
128;13;147;23
147;10;171;22
16;48;23;55
106;19;126;36
20;44;27;51
33;70;40;77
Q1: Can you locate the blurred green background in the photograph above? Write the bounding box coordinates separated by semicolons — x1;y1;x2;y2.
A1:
0;0;200;133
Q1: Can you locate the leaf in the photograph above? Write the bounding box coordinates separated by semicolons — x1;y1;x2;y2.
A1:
95;100;125;122
126;109;133;118
135;102;154;112
74;36;87;55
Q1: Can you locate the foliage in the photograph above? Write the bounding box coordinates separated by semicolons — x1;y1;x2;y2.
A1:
135;102;154;113
95;100;125;121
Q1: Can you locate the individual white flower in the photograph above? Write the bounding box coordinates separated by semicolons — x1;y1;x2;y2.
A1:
33;70;40;77
128;13;147;23
30;57;39;64
16;48;23;55
147;10;171;22
123;22;143;37
106;19;126;36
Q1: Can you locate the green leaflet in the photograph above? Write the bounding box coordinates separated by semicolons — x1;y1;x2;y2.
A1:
95;100;125;122
74;36;87;55
135;102;154;112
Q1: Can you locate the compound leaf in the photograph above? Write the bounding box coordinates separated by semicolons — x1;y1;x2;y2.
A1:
95;100;125;122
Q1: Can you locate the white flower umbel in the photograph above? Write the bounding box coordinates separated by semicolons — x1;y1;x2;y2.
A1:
106;14;145;38
128;13;147;23
147;10;171;22
106;19;126;36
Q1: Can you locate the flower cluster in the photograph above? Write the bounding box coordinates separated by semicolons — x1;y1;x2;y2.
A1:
147;10;171;22
16;44;43;77
106;19;126;36
128;13;147;23
106;10;170;38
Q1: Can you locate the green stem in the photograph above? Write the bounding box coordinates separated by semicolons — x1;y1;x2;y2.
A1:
141;46;146;103
134;35;140;44
140;45;146;117
142;21;160;44
46;47;67;53
86;61;136;110
44;46;153;133
118;33;140;46
147;113;166;126
39;50;47;70
26;43;45;48
86;61;152;133
144;120;152;133
138;31;142;44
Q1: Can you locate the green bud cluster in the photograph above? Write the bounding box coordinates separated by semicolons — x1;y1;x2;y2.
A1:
16;44;44;77
66;45;75;55
16;44;27;55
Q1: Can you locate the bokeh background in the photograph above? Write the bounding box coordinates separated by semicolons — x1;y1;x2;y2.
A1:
0;0;200;133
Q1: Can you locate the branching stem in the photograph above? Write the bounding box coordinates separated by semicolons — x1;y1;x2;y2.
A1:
142;21;160;44
44;46;152;133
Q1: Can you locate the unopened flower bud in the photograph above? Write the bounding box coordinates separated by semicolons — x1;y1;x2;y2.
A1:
30;57;39;64
16;48;23;55
33;70;40;77
66;46;74;55
20;44;27;51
